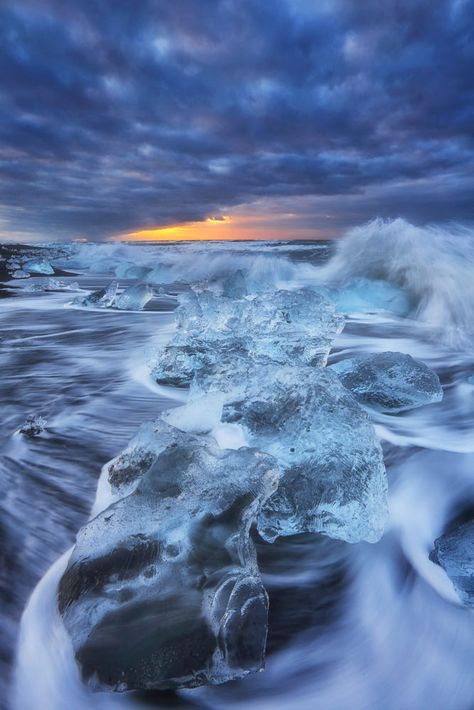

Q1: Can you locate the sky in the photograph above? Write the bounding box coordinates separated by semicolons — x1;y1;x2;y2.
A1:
0;0;473;242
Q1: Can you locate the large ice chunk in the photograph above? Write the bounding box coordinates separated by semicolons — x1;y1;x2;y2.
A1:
153;288;344;386
115;283;154;311
153;335;249;388
331;351;443;413
241;289;344;367
76;280;117;308
430;521;474;608
22;258;55;275
192;364;388;544
104;419;200;501
58;430;279;691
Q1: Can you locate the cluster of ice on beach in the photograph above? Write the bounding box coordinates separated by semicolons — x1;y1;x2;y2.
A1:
57;264;447;693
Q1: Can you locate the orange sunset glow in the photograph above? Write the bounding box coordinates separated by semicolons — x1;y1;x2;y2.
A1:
115;212;329;241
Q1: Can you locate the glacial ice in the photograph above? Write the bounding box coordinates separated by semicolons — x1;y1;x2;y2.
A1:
430;521;474;608
25;278;80;292
240;288;344;366
22;258;55;275
115;283;154;311
331;351;443;413
77;280;117;308
191;363;388;544
162;392;226;434
58;430;279;691
20;414;47;437
153;287;344;385
331;278;411;316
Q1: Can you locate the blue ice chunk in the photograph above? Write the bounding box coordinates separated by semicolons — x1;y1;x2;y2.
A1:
333;278;411;316
331;351;443;413
115;283;154;311
191;363;388;544
77;280;117;308
22;258;54;275
431;521;474;608
58;425;279;691
153;288;344;386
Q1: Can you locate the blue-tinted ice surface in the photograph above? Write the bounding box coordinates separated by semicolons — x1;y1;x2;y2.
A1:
153;287;344;385
431;521;474;608
331;351;443;413
76;280;117;308
115;283;154;311
22;258;55;275
58;424;279;691
191;363;387;544
332;277;411;316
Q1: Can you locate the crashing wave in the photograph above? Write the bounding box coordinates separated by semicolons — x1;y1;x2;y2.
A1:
320;218;474;344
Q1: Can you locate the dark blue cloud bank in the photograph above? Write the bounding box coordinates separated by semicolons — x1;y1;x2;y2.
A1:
0;0;472;240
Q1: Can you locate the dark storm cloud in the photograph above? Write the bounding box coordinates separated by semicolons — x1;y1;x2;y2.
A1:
0;0;472;239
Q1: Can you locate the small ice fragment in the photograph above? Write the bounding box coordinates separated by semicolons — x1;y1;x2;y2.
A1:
20;414;47;437
25;278;80;292
115;283;154;311
77;280;117;308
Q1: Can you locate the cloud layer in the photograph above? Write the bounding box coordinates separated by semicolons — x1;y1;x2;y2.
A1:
0;0;473;240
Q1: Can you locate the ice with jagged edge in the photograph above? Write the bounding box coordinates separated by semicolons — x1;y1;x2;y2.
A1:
58;421;279;691
75;280;117;308
331;351;443;413
25;278;80;292
153;286;344;386
115;283;154;311
188;363;388;544
19;414;47;437
22;257;55;275
430;520;474;608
